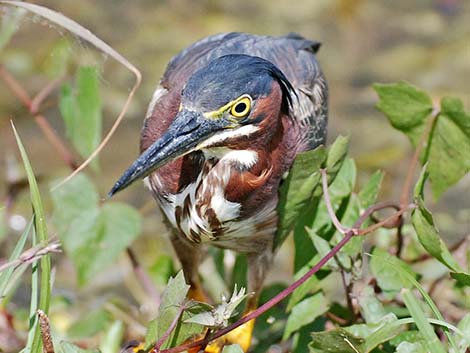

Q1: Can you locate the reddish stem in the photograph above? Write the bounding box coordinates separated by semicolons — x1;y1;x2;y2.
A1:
154;304;187;352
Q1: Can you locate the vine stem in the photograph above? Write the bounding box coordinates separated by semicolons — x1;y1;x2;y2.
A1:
154;304;187;352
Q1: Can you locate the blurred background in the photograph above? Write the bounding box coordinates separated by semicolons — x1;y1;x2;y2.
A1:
0;0;469;349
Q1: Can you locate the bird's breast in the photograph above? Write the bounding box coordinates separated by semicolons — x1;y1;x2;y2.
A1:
144;150;279;251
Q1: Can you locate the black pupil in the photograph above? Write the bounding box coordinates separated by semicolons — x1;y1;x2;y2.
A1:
235;102;247;114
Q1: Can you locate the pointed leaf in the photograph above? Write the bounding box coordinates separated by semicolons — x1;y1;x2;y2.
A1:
283;292;328;340
51;173;99;234
146;271;205;349
309;329;364;353
412;167;463;272
450;272;470;287
59;66;102;168
12;125;51;353
426;97;470;198
59;341;99;353
370;248;416;296
374;81;433;146
222;345;244;353
401;289;447;353
276;146;326;247
0;7;25;51
326;135;349;176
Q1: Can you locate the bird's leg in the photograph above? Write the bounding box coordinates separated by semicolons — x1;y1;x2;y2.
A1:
206;250;273;352
170;233;208;302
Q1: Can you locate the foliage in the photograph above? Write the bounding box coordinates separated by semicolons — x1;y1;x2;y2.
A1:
50;173;141;285
0;4;469;353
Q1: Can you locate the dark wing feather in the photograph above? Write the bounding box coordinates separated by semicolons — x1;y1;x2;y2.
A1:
145;32;327;151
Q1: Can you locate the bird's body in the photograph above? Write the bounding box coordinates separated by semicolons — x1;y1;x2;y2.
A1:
141;32;327;250
110;32;327;351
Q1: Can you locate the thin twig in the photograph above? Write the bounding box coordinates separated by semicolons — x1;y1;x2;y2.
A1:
320;168;349;234
357;204;415;236
340;269;355;322
0;64;32;107
395;222;404;258
34;114;78;169
0;65;78;169
30;75;66;114
126;248;161;306
356;201;400;228
325;311;349;325
0;239;61;273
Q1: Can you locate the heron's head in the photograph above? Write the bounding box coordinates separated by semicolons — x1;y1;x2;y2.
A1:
109;54;294;196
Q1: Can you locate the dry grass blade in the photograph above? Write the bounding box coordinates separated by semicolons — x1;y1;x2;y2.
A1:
0;239;61;273
0;0;142;189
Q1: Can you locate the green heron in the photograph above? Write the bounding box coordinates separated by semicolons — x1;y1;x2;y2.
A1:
110;32;327;351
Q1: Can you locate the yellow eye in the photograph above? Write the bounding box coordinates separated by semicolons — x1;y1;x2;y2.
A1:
230;96;251;118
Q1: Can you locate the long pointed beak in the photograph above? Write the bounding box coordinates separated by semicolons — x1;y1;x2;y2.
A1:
108;110;220;197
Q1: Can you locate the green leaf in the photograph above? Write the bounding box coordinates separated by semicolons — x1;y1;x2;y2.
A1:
309;329;364;353
82;204;141;284
51;173;99;234
283;292;328;340
374;242;459;352
395;341;427;353
412;168;462;272
426;97;470;198
149;255;175;286
146;271;205;349
43;38;72;78
222;345;244;353
76;66;102;160
59;84;78;142
0;208;7;241
0;7;25;51
450;272;470;287
67;308;111;339
0;218;33;300
309;232;338;270
401;289;447;353
370;248;416;296
373;81;433;146
59;66;102;168
99;320;125;353
357;286;387;324
59;341;100;353
457;314;470;351
326;135;349;176
349;314;402;352
287;257;321;311
276;146;327;247
12;124;51;353
51;173;141;285
146;271;189;348
358;171;384;210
